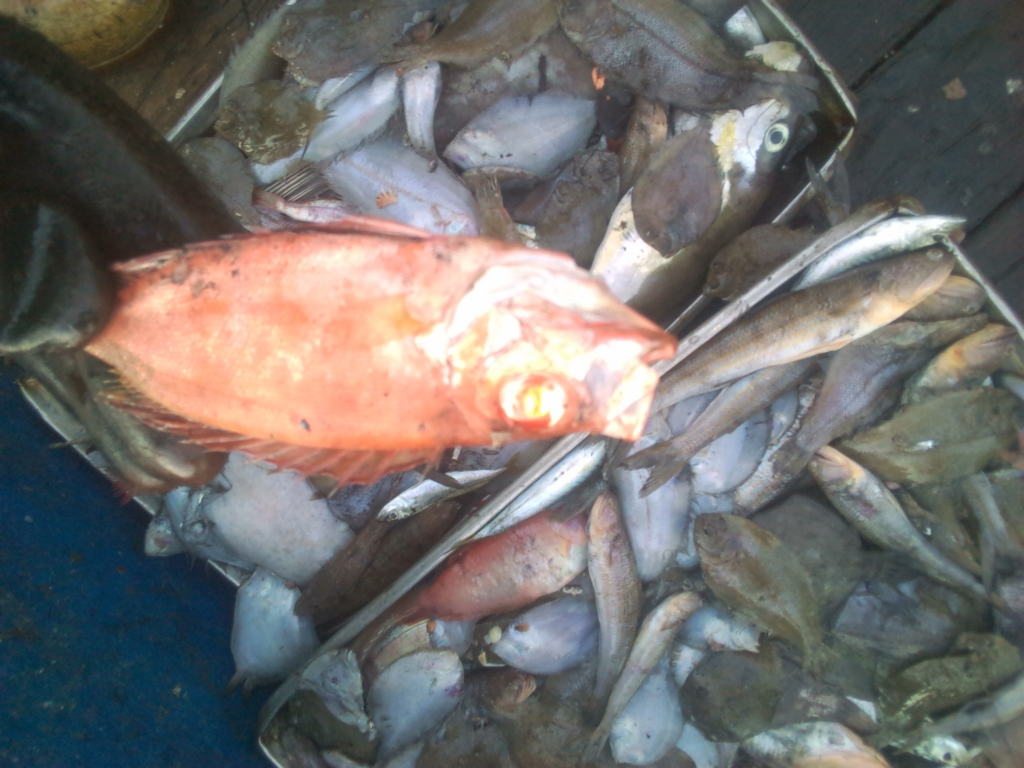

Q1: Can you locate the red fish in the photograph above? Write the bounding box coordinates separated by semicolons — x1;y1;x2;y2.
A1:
85;220;674;485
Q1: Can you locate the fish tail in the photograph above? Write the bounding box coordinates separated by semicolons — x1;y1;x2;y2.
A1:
580;727;610;765
639;458;688;498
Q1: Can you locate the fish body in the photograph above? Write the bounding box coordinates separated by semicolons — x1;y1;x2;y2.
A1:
902;323;1018;404
378;469;503;521
654;250;955;411
839;388;1021;485
383;0;558;69
413;508;589;621
179;137;262;231
444;93;597;179
851;314;989;351
512;150;621;268
557;0;817;112
619;97;668;196
228;568;319;693
690;408;770;494
587;491;643;713
610;656;684;765
401;61;442;156
304;68;400;163
626;360;814;495
314;63;376;110
921;672;1024;738
216;81;323;165
703;224;818;301
793;219;965;290
366;649;464;763
143;512;185;557
584;591;702;762
903;275;986;321
809;446;992;605
323;140;480;235
86;229;673;486
733;374;820;515
695;513;829;673
682;606;760;652
744;722;892;768
493;597;599;674
473;436;607;539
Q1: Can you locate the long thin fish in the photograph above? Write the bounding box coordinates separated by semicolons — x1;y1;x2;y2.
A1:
624;359;815;495
587;491;642;716
809;446;1000;608
655;249;955;411
793;217;964;290
471;436;607;540
378;469;503;522
582;591;702;762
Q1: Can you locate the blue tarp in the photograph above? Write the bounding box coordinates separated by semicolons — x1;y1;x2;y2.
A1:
0;361;269;767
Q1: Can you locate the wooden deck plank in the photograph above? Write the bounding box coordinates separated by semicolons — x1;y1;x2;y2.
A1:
838;0;1024;239
99;0;277;136
965;187;1024;284
782;0;945;86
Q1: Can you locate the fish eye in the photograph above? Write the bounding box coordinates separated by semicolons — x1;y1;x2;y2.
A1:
498;373;574;431
764;122;790;152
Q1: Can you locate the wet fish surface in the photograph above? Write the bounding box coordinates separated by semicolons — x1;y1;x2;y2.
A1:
587;491;643;713
655;249;955;411
557;0;818;112
695;513;831;674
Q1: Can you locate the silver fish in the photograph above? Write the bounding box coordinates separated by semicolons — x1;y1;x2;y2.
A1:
625;360;814;495
493;597;599;674
444;93;596;178
323;139;479;235
472;436;607;540
366;649;464;763
583;591;703;762
163;485;256;570
402;61;442;156
228;568;319;693
793;218;965;290
314;63;376;110
304;68;401;163
689;409;770;495
199;453;355;586
809;446;995;606
377;469;504;522
614;424;693;582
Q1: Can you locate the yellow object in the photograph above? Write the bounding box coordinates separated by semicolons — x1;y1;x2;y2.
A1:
0;0;171;69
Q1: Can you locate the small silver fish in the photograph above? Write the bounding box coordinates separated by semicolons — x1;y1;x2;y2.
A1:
472;436;607;540
378;469;504;522
793;218;965;290
143;512;185;557
304;68;400;163
610;656;683;765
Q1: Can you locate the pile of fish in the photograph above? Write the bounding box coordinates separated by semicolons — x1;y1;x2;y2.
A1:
17;0;1024;766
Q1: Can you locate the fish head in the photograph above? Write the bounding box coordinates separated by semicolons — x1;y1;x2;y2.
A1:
693;513;743;560
436;245;676;443
711;99;804;187
557;0;613;43
872;249;956;322
808;445;859;490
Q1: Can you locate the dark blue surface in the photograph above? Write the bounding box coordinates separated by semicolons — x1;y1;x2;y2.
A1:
0;361;269;767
